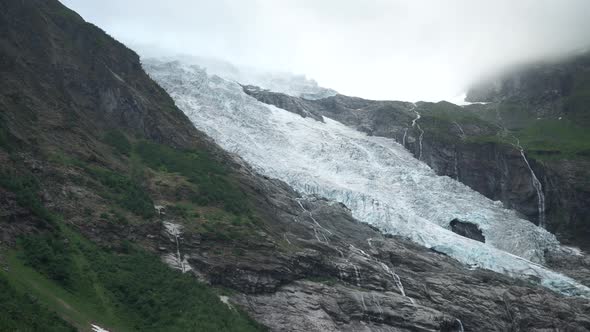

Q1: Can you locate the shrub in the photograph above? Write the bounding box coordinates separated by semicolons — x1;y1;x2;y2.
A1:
18;235;77;289
135;141;250;214
103;130;132;155
0;276;75;331
0;171;55;225
86;167;155;218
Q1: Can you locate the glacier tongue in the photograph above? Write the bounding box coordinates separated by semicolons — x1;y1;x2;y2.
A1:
144;59;590;297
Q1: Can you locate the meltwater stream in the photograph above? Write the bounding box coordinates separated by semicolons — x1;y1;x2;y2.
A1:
144;59;590;297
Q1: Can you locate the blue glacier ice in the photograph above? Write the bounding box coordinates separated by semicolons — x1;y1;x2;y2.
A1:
144;59;590;297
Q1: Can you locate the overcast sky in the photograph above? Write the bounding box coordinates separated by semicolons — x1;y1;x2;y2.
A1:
61;0;590;102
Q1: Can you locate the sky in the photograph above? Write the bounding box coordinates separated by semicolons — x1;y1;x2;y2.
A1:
61;0;590;102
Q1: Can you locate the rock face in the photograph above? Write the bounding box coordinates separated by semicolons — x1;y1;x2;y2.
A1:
158;170;590;331
243;86;590;249
450;219;485;243
0;0;202;152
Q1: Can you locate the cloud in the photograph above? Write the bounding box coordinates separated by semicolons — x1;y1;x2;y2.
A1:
61;0;590;102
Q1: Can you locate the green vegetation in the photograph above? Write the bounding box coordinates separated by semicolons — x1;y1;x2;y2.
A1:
19;234;77;289
0;125;8;150
306;276;339;286
165;202;261;244
86;166;155;219
0;135;264;330
422;100;590;161
0;275;75;332
103;130;132;156
417;101;500;142
0;170;55;225
135;141;250;214
199;209;260;242
515;119;590;159
564;70;590;125
3;225;265;332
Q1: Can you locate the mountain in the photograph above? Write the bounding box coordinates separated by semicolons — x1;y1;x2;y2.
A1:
1;1;590;331
241;80;590;250
466;52;590;126
145;59;590;329
463;53;590;247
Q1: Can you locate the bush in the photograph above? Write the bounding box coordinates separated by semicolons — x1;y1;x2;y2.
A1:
18;234;77;289
103;130;132;155
86;166;155;218
135;141;250;214
0;276;75;331
16;228;264;331
0;171;55;225
90;247;264;331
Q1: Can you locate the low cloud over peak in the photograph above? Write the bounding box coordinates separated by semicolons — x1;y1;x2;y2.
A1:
62;0;590;102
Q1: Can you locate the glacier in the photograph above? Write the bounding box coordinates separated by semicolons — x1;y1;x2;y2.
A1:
148;54;337;100
144;59;590;297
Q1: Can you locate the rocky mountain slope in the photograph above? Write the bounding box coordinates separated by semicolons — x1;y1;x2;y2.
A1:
1;1;590;331
243;77;590;249
146;59;590;329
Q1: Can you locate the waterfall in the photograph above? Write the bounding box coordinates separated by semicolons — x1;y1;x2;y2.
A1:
372;293;384;320
454;152;459;181
453;121;466;139
163;222;190;273
295;198;332;243
455;319;464;332
91;325;110;332
515;140;546;228
411;108;424;160
352;265;362;287
402;128;408;147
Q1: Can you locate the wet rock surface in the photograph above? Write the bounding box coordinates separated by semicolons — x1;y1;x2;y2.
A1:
153;158;590;331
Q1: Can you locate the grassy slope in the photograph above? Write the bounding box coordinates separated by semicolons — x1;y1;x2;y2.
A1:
0;133;266;331
422;99;590;161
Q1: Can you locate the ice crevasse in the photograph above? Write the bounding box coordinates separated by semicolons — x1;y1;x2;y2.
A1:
144;59;590;297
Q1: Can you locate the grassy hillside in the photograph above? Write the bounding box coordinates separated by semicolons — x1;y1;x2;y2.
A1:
2;229;263;332
0;137;266;331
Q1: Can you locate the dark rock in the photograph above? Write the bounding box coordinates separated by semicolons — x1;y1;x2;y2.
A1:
450;219;485;243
